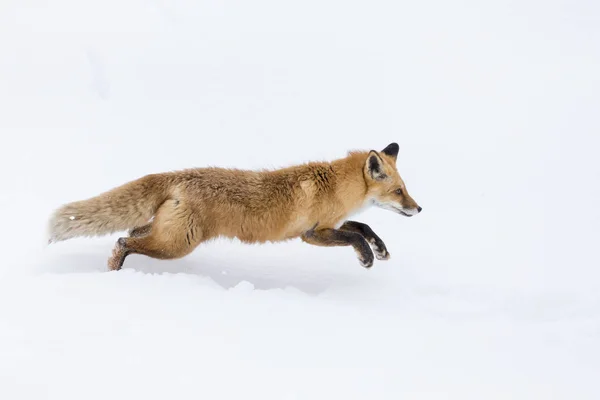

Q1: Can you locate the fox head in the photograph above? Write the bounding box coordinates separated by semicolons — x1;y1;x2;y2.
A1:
363;143;422;217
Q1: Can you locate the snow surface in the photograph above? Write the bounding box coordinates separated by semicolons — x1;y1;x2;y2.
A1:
1;0;600;399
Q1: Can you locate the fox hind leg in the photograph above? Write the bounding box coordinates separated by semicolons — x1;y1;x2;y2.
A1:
128;223;153;238
108;238;131;271
107;199;204;271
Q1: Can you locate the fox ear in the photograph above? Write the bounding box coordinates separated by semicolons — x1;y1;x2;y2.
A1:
381;142;399;161
366;151;386;181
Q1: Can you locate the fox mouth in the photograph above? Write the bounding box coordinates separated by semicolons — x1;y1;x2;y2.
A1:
373;201;415;217
397;209;413;217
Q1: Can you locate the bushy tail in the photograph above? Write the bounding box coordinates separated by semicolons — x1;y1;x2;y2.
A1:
47;174;172;243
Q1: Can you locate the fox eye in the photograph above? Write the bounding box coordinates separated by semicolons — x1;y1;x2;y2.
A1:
395;188;403;195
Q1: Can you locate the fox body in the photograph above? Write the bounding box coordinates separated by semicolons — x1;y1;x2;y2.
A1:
47;143;422;271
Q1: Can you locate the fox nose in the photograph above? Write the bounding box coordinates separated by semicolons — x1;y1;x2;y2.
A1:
417;206;422;213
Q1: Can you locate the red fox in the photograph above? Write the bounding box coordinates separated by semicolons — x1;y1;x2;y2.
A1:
47;143;422;271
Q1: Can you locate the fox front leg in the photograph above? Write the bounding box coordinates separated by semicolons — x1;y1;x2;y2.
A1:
301;227;374;268
339;221;390;261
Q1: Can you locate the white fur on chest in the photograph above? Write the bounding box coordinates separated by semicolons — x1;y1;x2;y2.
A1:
333;198;374;229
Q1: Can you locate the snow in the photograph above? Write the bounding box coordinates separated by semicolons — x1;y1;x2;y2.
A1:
1;0;600;399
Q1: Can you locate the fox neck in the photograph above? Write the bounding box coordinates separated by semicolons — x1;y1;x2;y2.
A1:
333;197;374;229
331;151;373;227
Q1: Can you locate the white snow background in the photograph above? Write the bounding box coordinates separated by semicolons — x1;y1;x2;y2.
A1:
1;0;599;399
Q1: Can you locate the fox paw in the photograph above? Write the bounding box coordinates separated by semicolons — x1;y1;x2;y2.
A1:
375;247;390;260
368;238;390;261
107;239;128;271
357;252;374;269
107;255;122;271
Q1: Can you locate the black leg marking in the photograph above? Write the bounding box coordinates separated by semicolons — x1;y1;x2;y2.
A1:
302;227;374;268
340;221;390;260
